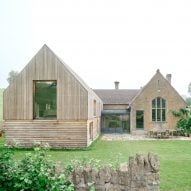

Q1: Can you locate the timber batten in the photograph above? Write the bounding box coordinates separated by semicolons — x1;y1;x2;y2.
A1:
4;45;103;148
5;121;88;148
3;46;89;120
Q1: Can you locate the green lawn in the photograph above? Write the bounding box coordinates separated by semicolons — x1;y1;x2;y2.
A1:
0;88;3;121
1;137;191;191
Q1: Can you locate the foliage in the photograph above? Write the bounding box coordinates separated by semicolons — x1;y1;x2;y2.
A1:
7;70;19;84
172;106;191;134
172;110;181;117
0;147;74;191
186;97;191;106
1;137;191;190
188;82;191;96
0;88;3;121
0;149;16;190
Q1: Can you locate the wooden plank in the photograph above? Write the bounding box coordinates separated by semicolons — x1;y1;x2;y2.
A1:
5;121;88;148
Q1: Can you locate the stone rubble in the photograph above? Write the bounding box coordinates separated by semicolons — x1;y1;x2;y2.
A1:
72;153;160;191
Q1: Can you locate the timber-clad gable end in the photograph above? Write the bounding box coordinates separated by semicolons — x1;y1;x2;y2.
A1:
3;44;186;148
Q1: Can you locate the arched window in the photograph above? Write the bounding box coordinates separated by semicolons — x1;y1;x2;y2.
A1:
152;97;166;122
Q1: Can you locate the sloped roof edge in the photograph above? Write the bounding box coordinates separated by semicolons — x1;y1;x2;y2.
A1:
130;69;186;105
40;44;102;102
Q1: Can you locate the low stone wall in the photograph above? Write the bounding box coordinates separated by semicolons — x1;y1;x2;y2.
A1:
72;153;160;191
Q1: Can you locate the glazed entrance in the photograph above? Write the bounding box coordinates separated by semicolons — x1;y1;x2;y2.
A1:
101;110;130;133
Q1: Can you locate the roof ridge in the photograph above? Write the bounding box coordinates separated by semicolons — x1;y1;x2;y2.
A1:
94;89;140;104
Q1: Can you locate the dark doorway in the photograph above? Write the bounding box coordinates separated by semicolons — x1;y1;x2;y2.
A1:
136;110;144;129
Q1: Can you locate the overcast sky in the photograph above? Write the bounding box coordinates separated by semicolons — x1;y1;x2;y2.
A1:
1;0;191;96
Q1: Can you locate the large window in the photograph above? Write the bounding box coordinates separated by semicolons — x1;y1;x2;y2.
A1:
102;114;130;133
34;81;57;119
152;97;166;122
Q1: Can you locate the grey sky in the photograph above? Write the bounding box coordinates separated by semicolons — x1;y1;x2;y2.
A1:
1;0;191;96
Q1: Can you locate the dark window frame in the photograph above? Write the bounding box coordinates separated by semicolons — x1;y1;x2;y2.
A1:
152;97;166;122
33;80;57;120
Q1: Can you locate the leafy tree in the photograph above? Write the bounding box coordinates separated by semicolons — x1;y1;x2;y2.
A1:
188;82;191;96
186;82;191;106
7;70;18;84
186;97;191;106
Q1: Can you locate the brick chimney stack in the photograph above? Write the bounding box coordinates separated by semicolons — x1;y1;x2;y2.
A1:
114;81;119;90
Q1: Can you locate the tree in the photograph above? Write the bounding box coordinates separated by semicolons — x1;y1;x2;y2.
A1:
186;97;191;106
7;70;18;84
188;82;191;96
172;106;191;135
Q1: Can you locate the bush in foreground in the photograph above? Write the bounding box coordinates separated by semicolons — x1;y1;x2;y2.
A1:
0;147;74;191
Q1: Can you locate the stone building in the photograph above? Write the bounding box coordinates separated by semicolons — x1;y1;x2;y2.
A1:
95;69;186;135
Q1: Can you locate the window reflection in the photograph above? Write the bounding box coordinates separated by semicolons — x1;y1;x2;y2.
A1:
34;81;57;119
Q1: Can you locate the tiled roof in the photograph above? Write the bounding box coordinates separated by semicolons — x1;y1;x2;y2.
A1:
94;89;140;104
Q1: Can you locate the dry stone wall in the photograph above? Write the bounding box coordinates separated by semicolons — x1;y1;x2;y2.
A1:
72;153;160;191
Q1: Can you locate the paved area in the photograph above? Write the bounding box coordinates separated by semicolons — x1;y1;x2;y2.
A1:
101;133;191;141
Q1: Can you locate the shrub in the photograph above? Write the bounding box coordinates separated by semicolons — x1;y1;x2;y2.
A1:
173;106;191;134
0;150;16;190
0;147;74;191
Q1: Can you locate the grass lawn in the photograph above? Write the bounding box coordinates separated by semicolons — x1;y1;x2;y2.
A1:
1;137;191;191
0;88;3;121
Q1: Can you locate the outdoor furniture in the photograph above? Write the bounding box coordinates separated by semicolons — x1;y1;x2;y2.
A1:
168;129;176;137
164;130;170;138
148;129;173;139
156;130;167;138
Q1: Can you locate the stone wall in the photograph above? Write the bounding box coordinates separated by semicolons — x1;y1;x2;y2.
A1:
72;153;160;191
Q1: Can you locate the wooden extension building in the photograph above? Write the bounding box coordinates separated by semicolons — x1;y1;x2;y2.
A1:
3;45;102;148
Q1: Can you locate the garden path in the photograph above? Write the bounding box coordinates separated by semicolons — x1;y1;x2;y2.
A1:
101;133;191;141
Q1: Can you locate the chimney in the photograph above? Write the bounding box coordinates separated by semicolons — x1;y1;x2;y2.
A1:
166;74;172;84
114;81;119;90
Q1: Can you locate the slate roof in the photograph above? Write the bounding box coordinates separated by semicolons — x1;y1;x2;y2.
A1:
94;89;140;104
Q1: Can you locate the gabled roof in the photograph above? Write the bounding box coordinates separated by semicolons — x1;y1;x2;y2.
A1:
45;45;102;101
130;69;186;105
94;89;140;104
43;45;86;89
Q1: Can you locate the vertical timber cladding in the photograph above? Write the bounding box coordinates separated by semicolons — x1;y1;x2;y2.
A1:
4;45;88;120
87;91;102;144
4;45;92;148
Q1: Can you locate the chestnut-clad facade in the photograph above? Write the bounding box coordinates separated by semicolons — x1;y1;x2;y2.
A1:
3;45;186;148
4;45;102;148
